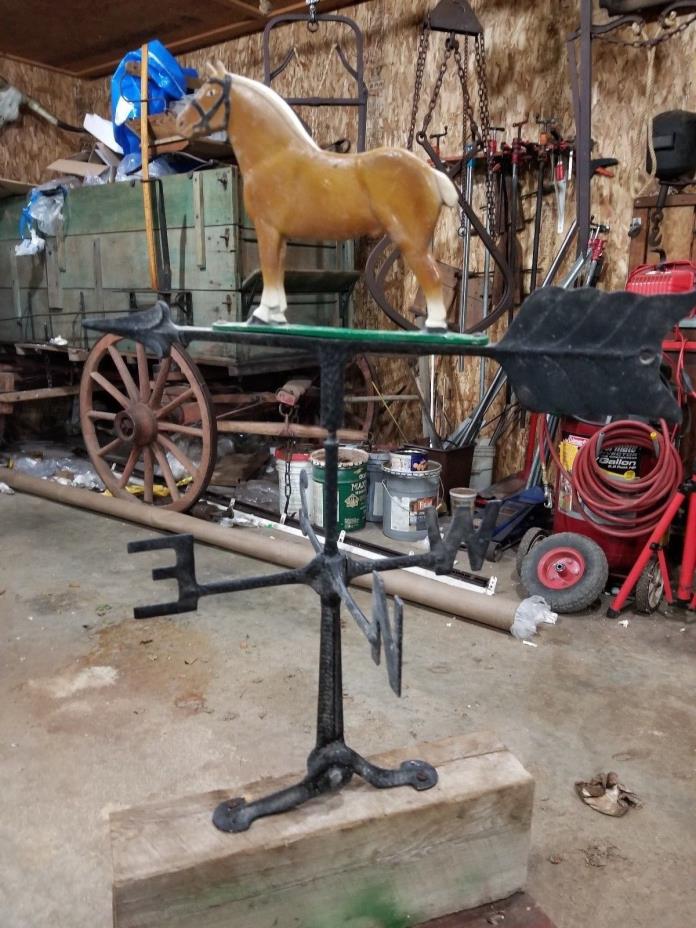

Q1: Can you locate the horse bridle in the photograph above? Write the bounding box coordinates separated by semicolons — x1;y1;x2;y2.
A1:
189;76;232;141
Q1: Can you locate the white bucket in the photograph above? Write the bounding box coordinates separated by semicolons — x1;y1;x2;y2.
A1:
450;486;477;513
274;449;313;517
470;443;496;491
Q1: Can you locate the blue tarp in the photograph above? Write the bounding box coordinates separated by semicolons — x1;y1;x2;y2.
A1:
110;40;197;155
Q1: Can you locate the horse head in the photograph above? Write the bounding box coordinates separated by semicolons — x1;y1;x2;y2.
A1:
176;61;231;139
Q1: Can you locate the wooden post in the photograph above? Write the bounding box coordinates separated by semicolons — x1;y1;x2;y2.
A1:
140;43;159;292
110;733;534;928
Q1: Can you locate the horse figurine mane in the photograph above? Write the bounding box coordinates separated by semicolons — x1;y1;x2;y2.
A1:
177;61;459;331
230;73;320;150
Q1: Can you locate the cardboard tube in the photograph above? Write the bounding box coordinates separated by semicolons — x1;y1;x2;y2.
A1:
0;468;517;632
216;421;365;442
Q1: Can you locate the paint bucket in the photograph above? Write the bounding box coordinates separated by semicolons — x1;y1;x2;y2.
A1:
366;451;390;522
311;447;368;532
382;461;442;541
470;443;496;491
450;486;477;513
274;448;313;517
389;447;429;473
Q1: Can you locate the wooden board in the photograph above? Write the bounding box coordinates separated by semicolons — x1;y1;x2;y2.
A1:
110;732;534;928
0;177;32;200
419;892;556;928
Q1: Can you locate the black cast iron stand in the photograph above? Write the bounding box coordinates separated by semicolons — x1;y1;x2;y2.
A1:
127;338;495;833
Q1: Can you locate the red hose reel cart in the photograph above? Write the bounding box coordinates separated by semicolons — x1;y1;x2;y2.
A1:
519;418;681;613
518;261;696;614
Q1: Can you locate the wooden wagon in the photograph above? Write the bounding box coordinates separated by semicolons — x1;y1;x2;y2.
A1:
0;166;376;510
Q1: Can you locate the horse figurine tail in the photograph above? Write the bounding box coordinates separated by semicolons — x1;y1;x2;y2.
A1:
432;169;459;209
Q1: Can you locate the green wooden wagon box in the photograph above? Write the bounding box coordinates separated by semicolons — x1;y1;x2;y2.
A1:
0;165;356;373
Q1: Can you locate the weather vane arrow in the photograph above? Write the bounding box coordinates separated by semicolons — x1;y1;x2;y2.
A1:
84;286;694;423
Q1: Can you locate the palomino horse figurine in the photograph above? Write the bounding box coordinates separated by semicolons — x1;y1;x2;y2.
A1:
176;62;459;331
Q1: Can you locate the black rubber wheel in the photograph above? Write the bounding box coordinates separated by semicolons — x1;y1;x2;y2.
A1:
634;558;664;615
486;541;503;563
515;527;547;577
520;531;609;614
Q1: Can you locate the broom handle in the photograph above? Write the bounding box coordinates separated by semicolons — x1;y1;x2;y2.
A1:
140;43;158;292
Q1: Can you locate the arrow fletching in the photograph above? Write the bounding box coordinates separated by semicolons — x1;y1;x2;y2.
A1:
492;287;695;422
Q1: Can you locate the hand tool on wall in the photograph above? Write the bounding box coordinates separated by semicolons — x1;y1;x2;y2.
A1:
530;116;557;292
0;73;84;133
508;117;529;307
554;147;568;234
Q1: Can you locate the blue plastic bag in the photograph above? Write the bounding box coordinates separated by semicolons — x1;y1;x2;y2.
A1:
110;40;197;155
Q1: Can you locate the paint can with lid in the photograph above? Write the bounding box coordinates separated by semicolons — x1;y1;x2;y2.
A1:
311;447;368;532
389;447;430;474
382;461;442;541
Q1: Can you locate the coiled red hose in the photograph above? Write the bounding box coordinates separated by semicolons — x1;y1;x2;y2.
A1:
541;419;682;539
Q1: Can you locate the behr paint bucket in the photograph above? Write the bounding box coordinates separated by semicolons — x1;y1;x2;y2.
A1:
382;461;442;541
311;447;368;532
389;447;429;473
366;451;390;522
274;448;313;517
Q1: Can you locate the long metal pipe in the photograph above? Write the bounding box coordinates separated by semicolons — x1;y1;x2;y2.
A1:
1;468;519;632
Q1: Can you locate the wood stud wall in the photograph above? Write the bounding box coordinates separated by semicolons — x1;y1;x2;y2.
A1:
3;1;696;474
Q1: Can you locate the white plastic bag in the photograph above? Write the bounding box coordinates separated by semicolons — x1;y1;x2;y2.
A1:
511;595;558;641
15;229;45;256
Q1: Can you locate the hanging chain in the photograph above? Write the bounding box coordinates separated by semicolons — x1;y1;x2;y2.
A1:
454;38;480;144
407;22;431;150
419;38;455;142
474;34;495;232
460;37;470;172
407;22;496;231
281;431;297;521
595;11;696;46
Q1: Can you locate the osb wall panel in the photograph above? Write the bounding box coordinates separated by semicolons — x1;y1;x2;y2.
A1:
0;56;82;184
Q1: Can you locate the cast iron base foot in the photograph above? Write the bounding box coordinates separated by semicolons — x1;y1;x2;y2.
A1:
212;740;438;833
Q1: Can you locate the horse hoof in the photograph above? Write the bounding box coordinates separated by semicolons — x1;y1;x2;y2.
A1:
248;307;288;325
425;324;449;334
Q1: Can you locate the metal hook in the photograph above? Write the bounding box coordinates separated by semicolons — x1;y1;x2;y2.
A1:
306;0;319;31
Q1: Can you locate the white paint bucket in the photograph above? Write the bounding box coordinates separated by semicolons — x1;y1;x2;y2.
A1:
470;443;496;490
382;461;442;541
274;449;312;517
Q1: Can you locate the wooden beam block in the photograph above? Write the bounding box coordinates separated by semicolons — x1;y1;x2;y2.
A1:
110;733;534;928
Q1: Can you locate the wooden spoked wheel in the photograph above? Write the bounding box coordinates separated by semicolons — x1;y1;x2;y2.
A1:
80;335;217;511
343;354;377;436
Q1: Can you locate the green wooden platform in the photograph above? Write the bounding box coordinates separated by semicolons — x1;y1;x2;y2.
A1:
211;321;489;348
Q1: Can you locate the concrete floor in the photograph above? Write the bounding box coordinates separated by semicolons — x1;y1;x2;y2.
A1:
1;492;695;928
